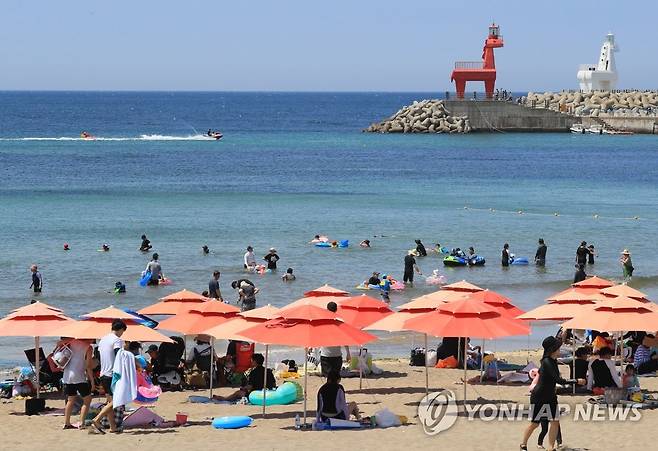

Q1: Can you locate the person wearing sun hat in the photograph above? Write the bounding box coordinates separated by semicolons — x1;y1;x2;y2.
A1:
520;336;585;451
263;247;280;271
620;249;634;280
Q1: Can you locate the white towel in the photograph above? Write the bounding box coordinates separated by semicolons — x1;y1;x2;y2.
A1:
112;349;137;408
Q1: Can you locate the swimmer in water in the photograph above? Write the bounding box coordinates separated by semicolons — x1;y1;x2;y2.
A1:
63;243;70;251
282;267;296;282
140;234;152;252
331;241;338;248
202;245;210;255
360;239;371;248
101;244;110;252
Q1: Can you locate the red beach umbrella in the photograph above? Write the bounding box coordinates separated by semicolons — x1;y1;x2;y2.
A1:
572;276;615;289
600;284;649;301
466;290;525;319
441;280;485;293
138;289;209;315
303;284;350;297
337;295;394;329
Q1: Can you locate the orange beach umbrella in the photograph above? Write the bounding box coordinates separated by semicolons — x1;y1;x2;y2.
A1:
337;295;394;329
562;296;658;333
138;289;209;315
572;276;615;289
466;290;525;319
303;284;350;297
157;301;239;335
600;284;649;301
441;280;484;293
405;298;530;401
239;304;377;424
0;302;74;398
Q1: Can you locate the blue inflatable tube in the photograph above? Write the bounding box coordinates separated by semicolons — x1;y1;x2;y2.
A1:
338;240;349;248
248;381;298;406
212;416;253;429
139;271;151;286
315;242;331;248
511;257;529;265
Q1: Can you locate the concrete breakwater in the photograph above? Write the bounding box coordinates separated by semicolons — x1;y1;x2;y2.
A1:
364;99;471;133
524;90;658;117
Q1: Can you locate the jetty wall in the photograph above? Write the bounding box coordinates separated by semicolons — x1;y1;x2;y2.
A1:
443;101;578;132
581;116;657;134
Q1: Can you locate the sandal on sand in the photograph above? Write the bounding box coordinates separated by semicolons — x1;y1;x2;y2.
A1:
88;423;105;435
520;446;528;450
63;424;77;430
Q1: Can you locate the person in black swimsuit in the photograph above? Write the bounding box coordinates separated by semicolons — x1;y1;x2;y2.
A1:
575;241;590;266
501;243;510;267
520;336;585;451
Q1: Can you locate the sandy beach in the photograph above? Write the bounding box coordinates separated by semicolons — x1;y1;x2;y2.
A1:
1;351;654;451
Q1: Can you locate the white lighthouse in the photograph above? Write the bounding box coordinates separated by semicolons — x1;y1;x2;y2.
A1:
577;33;619;92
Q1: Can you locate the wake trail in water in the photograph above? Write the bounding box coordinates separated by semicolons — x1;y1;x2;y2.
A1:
0;134;220;142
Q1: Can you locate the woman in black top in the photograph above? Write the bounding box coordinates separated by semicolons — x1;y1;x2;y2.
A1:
501;243;510;267
521;336;585;451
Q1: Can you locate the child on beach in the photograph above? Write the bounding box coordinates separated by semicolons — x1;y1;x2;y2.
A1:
623;364;640;389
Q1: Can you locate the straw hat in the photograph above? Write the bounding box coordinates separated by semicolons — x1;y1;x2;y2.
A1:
622;249;631;255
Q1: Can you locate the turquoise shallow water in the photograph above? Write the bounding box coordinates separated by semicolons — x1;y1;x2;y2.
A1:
1;92;657;367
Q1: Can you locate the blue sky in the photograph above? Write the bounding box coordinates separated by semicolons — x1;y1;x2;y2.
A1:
1;0;655;91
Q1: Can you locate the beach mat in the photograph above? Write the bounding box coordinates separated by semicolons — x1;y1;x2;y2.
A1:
188;395;231;404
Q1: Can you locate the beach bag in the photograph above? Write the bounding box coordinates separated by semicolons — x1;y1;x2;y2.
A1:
374;408;401;428
52;343;72;370
425;350;438;367
484;360;500;381
436;356;458;369
410;348;426;366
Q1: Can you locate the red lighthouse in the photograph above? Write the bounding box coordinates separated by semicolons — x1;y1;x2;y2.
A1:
450;24;504;99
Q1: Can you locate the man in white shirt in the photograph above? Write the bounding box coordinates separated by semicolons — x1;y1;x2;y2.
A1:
320;302;351;376
90;319;127;434
62;339;95;429
243;246;256;271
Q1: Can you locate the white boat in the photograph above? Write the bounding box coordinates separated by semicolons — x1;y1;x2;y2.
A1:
587;125;604;134
570;124;586;134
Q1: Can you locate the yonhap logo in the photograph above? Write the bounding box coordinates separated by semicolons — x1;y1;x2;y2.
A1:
417;390;458;435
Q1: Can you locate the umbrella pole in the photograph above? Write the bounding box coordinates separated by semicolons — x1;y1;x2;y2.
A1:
572;331;576;395
358;346;363;390
262;345;268;418
35;336;40;399
303;347;308;427
463;338;467;405
209;337;215;399
424;334;429;395
479;339;485;382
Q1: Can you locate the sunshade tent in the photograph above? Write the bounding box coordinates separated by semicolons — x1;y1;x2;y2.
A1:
599;284;649;301
571;276;615;290
467;290;525;319
54;306;174;343
0;302;74;398
405;298;530;402
337;295;394;329
281;295;349;312
562;296;658;332
303;285;350;297
138;289;209;316
441;280;485;293
201;305;280;399
239;303;376;424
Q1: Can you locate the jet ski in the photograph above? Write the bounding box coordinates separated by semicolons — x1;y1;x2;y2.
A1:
206;130;223;140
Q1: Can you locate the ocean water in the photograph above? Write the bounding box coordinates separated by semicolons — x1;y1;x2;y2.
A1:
1;91;657;367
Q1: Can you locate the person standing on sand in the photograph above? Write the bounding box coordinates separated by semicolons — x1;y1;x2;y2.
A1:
208;270;223;301
244;246;256;271
62;338;95;430
520;336;585;451
90;320;126;434
319;302;351;376
501;243;510;267
620;249;634;280
535;238;547;266
263;248;280;271
29;264;43;293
